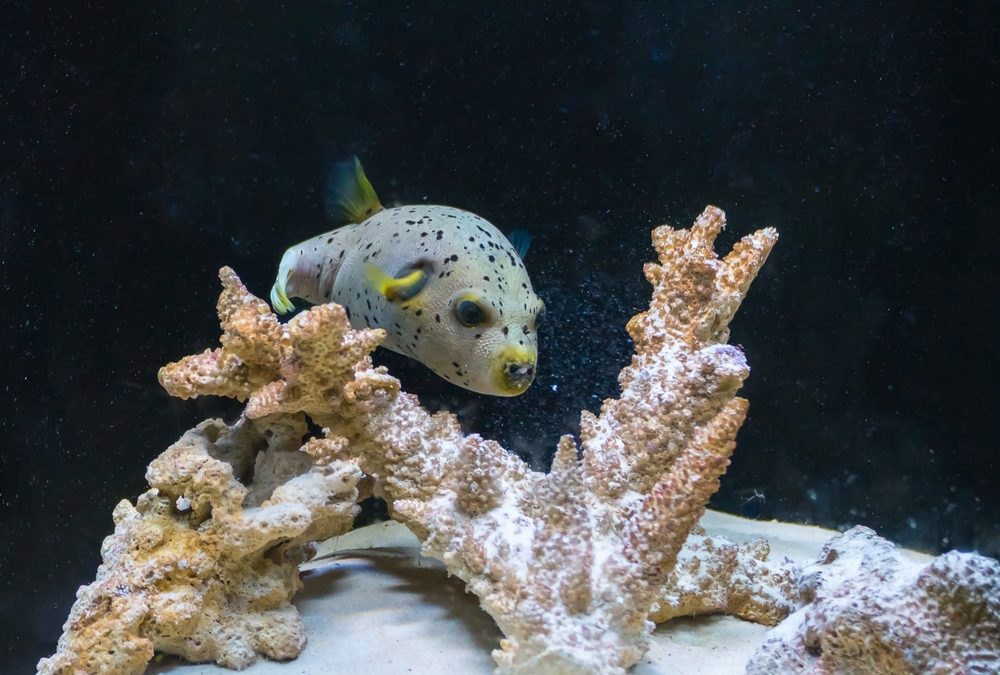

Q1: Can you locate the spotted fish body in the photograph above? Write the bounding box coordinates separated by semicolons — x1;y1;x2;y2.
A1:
273;189;544;396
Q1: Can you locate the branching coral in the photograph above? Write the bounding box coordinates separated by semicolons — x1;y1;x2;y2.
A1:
147;206;780;674
37;416;362;674
747;526;1000;674
43;205;1000;674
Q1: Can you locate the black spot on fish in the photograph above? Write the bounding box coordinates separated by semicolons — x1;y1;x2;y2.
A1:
502;326;509;335
365;242;373;250
435;230;443;240
483;276;490;282
415;309;423;316
327;237;334;243
435;314;441;323
406;220;416;225
451;254;458;261
474;333;482;339
339;250;345;258
488;255;495;262
420;232;428;237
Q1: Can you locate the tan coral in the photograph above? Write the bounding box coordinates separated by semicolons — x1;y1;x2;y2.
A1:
651;529;799;625
747;525;1000;674
37;416;362;675
149;206;781;673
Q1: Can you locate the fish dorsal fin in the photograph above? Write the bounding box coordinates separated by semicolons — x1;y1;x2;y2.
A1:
364;263;429;302
326;156;384;225
507;229;532;259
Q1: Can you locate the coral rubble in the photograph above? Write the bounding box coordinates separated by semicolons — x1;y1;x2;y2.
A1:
747;526;1000;674
37;416;362;674
151;206;779;674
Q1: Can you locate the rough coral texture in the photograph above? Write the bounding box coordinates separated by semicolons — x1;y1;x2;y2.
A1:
149;206;781;674
651;528;798;626
747;526;1000;674
37;416;362;674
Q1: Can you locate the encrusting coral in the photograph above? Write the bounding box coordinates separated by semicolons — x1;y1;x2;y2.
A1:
42;206;798;674
37;415;362;674
747;525;1000;674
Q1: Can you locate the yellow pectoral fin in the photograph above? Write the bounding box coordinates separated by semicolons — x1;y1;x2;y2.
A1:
364;264;429;302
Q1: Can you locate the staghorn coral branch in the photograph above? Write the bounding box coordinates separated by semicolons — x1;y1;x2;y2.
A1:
47;205;998;674
61;206;785;675
163;206;777;673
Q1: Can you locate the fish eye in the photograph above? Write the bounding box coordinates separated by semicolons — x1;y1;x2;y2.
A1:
454;298;487;327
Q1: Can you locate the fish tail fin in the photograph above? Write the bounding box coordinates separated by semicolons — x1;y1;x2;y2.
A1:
507;229;533;259
326;156;384;225
270;250;298;314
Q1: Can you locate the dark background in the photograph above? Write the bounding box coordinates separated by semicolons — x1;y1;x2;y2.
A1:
3;1;998;670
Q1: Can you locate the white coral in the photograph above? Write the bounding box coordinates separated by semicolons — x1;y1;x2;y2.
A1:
747;525;1000;674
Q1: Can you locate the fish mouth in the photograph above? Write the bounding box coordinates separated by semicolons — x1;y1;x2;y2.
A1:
492;345;538;396
502;361;536;391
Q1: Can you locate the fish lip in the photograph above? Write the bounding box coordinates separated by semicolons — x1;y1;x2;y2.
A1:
500;361;536;393
491;344;538;396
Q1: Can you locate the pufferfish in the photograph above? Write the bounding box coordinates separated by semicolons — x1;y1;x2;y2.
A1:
270;158;545;396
